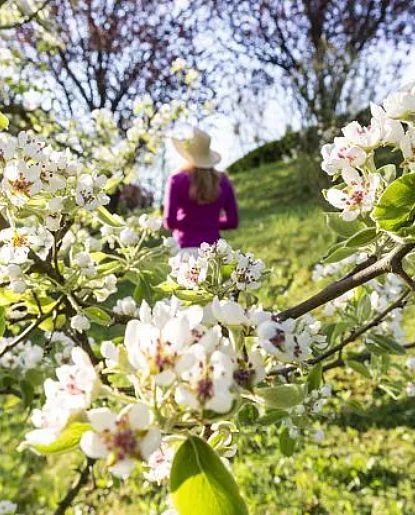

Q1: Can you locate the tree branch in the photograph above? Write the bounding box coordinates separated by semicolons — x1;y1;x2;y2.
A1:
54;459;94;515
276;242;415;321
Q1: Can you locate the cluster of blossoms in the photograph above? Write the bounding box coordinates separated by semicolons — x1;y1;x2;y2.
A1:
168;239;266;293
0;131;109;271
25;262;332;479
281;383;333;441
257;314;327;362
322;82;415;221
100;213;162;249
0;337;43;371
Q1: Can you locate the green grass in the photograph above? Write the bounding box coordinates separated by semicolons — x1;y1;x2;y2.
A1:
2;157;415;514
227;160;415;515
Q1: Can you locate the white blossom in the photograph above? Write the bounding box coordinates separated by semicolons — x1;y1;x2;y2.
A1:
119;227;139;246
71;314;91;333
0;500;17;514
326;168;380;221
80;403;161;478
321;137;367;176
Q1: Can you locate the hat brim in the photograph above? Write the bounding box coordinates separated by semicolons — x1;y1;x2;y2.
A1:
171;138;221;169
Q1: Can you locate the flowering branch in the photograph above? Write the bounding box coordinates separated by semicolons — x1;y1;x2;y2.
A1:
271;289;410;377
277;243;415;321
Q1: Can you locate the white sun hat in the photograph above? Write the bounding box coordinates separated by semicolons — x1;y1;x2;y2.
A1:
171;127;221;169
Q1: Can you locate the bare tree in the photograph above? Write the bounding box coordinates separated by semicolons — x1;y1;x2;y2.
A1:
14;0;209;127
210;0;415;127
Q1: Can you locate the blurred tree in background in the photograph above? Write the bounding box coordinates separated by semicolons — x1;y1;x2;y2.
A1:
12;0;210;129
209;0;415;128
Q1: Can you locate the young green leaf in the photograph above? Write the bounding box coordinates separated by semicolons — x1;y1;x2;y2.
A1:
345;227;378;248
279;426;296;457
258;409;289;426
0;112;9;130
95;206;125;228
307;363;323;392
257;384;304;409
84;306;112;326
325;213;365;238
372;172;415;234
323;245;358;264
30;422;91;455
345;360;372;379
170;436;248;515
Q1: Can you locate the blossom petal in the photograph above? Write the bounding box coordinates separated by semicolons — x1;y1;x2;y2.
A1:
139;427;162;461
109;458;135;479
87;408;117;432
80;431;108;459
125;402;151;430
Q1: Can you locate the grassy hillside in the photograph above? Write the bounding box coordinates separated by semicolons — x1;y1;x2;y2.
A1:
2;157;415;514
226;159;333;308
226;159;415;515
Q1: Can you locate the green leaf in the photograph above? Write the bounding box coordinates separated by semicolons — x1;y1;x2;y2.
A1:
31;422;91;455
155;280;181;294
0;306;5;337
84;306;112;326
369;334;406;355
39;314;66;332
372;172;415;234
258;409;289;426
356;294;372;323
257;385;304;409
345;227;378;248
236;403;259;426
307;363;322;392
97;260;121;274
0;112;9;131
345;360;372;379
377;164;396;183
279;426;296;457
95;206;125;228
174;290;213;304
133;274;153;304
170;436;248;515
325;213;365;238
323;245;357;264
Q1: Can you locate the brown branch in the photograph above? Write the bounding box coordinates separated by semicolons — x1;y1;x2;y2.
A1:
276;242;415;321
0;312;52;358
54;459;94;515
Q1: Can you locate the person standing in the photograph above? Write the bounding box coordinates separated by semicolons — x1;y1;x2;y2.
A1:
163;128;239;254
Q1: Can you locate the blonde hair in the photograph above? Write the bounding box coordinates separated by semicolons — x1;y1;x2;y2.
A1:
180;164;221;204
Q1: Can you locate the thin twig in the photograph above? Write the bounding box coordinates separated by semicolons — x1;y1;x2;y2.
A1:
54;459;94;515
0;313;51;358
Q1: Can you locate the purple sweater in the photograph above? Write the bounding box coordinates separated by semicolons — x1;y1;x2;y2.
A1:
163;171;239;248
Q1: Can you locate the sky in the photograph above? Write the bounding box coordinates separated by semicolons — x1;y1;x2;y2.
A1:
163;56;415;175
